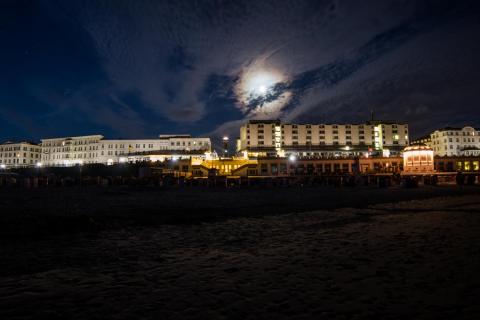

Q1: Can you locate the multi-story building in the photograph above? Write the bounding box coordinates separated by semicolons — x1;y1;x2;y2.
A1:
40;134;211;166
157;135;211;152
410;134;431;147
40;135;103;167
237;119;409;158
430;126;480;157
0;141;42;168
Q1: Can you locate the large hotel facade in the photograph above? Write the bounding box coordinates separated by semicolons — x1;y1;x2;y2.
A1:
0;142;42;168
39;134;211;167
0;134;211;168
237;119;409;158
411;126;480;157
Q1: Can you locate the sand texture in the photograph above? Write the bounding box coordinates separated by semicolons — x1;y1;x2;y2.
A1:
1;186;480;319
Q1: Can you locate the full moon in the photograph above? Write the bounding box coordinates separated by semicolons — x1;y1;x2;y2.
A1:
241;70;282;98
258;85;267;94
235;66;291;116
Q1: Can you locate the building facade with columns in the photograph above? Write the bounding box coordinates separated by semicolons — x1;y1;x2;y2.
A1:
237;119;409;158
0;141;42;168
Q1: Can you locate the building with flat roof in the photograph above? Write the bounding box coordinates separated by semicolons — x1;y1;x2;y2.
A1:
40;134;211;167
237;119;409;158
0;141;42;168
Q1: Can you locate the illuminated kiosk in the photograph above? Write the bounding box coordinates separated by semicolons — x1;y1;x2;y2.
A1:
403;145;434;173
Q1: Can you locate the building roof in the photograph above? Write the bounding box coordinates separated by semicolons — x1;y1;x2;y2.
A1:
404;145;433;152
434;126;480;132
248;119;281;124
410;134;431;143
366;120;405;125
126;149;209;156
40;135;104;141
1;141;40;146
158;134;192;139
246;119;407;126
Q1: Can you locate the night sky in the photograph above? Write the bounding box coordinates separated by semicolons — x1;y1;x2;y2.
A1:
1;0;480;145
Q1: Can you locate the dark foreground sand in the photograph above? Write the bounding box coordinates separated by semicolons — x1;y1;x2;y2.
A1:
1;186;480;319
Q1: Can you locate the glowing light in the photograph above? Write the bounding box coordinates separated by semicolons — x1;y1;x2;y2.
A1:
36;162;43;168
258;85;267;94
119;157;127;163
274;125;282;155
245;72;278;95
235;65;292;117
239;69;285;100
0;164;6;169
403;146;434;173
289;154;296;162
223;136;229;141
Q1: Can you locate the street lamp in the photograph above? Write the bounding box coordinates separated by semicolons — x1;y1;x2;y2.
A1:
289;154;296;162
222;136;229;157
78;161;83;186
0;164;6;169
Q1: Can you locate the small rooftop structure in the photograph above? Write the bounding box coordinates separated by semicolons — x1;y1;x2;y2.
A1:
158;134;192;139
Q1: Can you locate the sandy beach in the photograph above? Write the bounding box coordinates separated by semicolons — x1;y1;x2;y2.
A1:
1;186;480;319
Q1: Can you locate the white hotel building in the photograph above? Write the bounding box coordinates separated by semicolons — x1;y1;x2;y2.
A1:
237;120;409;158
0;141;42;168
429;126;480;156
40;134;211;167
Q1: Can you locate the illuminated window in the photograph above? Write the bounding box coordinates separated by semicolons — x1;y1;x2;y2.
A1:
456;161;463;171
464;162;471;171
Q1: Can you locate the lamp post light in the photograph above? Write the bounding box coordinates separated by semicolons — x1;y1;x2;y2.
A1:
288;154;296;176
78;161;83;186
0;164;6;170
34;162;43;185
222;136;229;157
